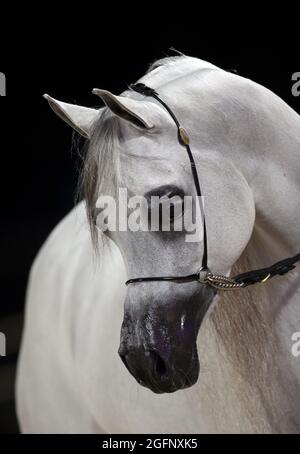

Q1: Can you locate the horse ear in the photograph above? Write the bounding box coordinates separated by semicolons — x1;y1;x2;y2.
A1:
92;89;154;130
43;94;100;138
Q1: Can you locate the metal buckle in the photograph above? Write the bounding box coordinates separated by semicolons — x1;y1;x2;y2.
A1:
198;267;211;284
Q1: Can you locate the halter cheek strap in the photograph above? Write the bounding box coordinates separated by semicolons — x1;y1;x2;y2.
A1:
129;82;208;271
125;83;300;291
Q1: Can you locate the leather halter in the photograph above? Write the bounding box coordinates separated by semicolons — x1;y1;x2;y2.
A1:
125;83;300;291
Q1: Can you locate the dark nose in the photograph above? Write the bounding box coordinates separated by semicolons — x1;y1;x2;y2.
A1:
120;349;166;380
118;347;197;393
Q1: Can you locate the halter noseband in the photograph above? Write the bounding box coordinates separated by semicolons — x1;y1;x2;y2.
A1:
125;83;300;291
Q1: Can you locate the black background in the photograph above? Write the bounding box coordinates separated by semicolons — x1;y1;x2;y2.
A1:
0;19;299;433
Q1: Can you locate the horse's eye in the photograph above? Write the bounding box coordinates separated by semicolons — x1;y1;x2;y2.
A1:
149;193;184;230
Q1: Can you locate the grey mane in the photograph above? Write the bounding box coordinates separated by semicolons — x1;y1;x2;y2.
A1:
78;108;121;247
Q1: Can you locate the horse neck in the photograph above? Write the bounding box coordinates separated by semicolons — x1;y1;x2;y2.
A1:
231;84;300;322
191;73;300;431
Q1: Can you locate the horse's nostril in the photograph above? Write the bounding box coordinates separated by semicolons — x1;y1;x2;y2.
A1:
148;350;167;377
119;348;169;388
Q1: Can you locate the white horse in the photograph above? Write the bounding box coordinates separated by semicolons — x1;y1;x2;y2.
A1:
16;55;300;433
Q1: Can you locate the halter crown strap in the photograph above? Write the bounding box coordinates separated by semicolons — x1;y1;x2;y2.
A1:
125;83;300;291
